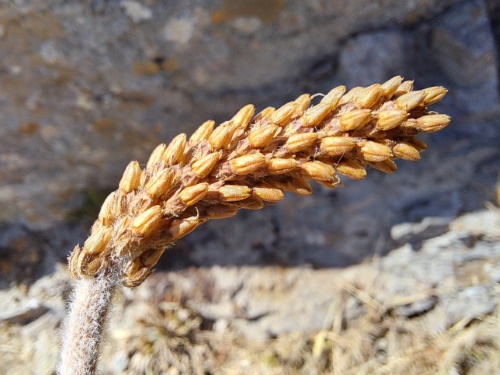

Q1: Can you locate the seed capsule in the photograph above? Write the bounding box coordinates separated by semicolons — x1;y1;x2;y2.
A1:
119;161;142;193
336;160;367;180
140;248;166;268
355;84;383;109
132;205;162;236
269;102;297;126
206;204;239;219
284;133;318;152
320;136;356;156
230;152;266;175
218;185;252;202
301;161;337;183
191;152;220;178
294;94;312;115
422;86;448;106
252;185;284;203
408;137;428;151
83;225;113;255
164;133;187;165
248;124;281;148
359;141;393;162
394;80;414;96
286;177;313;195
370;159;398;174
320;86;346;108
189;120;215;145
231;104;255;130
301;102;332;127
416;114;451;133
145;169;174;198
266;158;299;174
253;107;275;122
98;191;116;221
209;122;235;150
381;76;403;98
178;182;209;206
375;109;409;131
147;144;167;169
169;216;200;239
393;141;421;161
394;90;426;111
339;109;372;131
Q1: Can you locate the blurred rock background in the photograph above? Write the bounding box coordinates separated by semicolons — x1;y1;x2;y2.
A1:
0;0;499;374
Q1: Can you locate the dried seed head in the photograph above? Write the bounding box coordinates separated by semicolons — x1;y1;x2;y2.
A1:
132;205;163;236
301;102;332;127
422;86;448;106
394;90;426;111
230;152;266;175
381;76;403;97
178;182;209;206
284;133;318;153
336;160;367;180
164;133;187;165
119;161;142;193
252;185;284;203
370;159;398;174
393;141;421;161
270;102;297;126
320;136;356;156
339;109;372;131
191;152;220;178
417;114;451;133
266;157;299;174
321;85;346;108
248;124;281;148
218;185;252;202
359;141;393;162
147;143;167;169
83;226;113;255
189;120;215;145
376;109;409;131
231;104;255;130
145;168;174;198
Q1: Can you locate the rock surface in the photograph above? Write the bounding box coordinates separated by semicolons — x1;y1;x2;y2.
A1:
0;0;499;374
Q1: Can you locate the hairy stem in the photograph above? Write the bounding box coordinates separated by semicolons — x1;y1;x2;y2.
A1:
59;271;116;375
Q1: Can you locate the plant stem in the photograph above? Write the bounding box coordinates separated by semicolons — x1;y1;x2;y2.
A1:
59;271;116;375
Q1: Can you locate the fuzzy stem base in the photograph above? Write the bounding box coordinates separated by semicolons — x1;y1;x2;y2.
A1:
59;273;116;375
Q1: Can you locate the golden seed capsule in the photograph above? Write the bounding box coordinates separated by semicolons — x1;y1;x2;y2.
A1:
408;137;428;151
422;86;448;106
336;160;367;180
253;186;285;202
209;122;234;150
83;226;112;255
417;114;451;133
355;84;383;109
269;102;297;126
339;86;363;105
294;93;312;115
119;161;142;193
140;248;166;268
284;133;318;152
68;245;81;279
394;90;426;111
381;76;403;97
98;191;116;220
301;102;332;127
236;196;265;210
178;182;209;206
394;80;414;96
375;109;409;131
301;161;337;182
206;204;239;219
370;159;398;174
266;158;299;174
286;177;313;195
320;136;356;156
218;185;252;202
339;109;372;131
191;152;220;178
145;169;174;198
320;85;346;108
231;104;255;130
359;141;393;162
230;152;266;175
86;257;104;276
132;205;162;236
393;141;421;161
146;143;167;169
169;216;200;239
164;133;186;165
253;107;275;122
189;120;215;145
248;124;281;148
